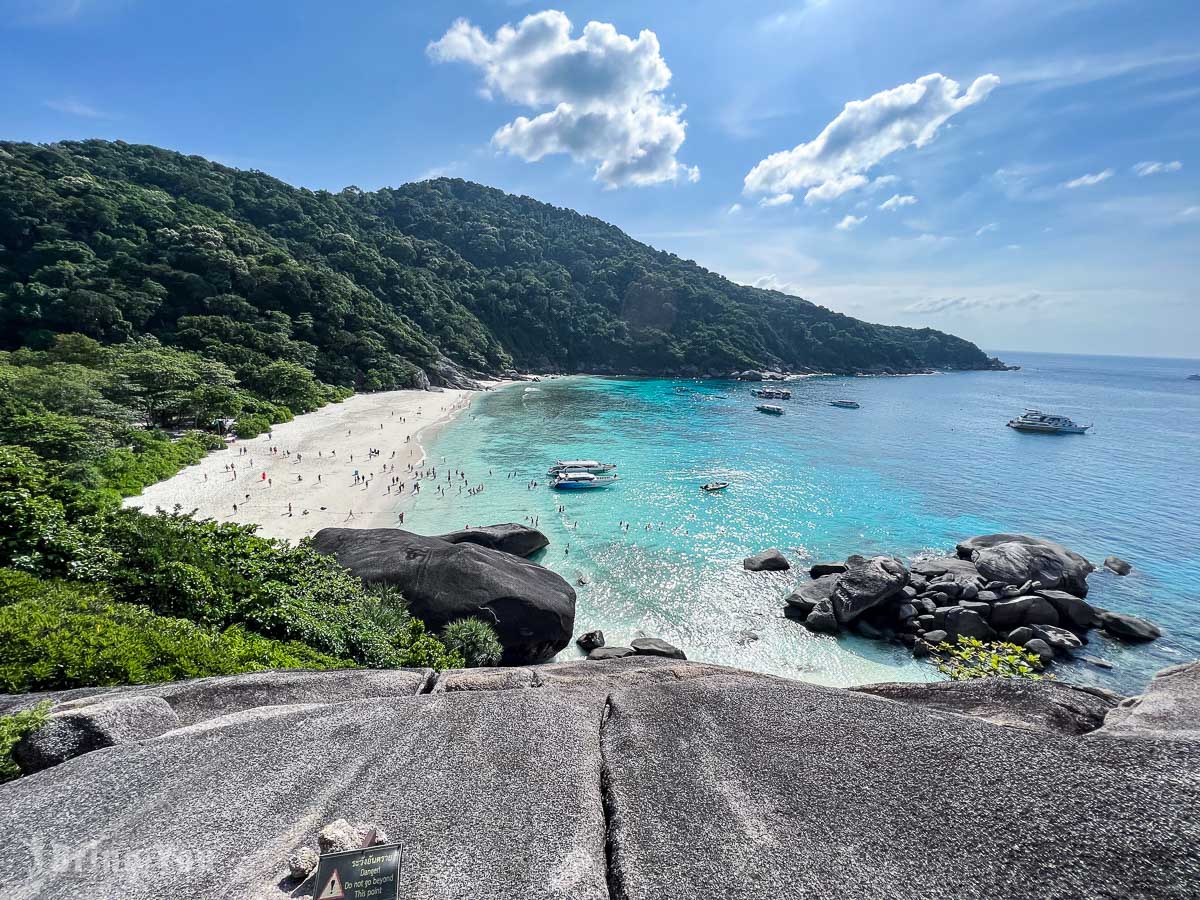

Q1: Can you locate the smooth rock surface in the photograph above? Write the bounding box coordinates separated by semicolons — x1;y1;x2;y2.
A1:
1097;661;1200;741
1100;610;1162;642
3;660;1198;898
990;595;1059;630
12;696;179;774
1035;589;1099;629
576;630;605;652
1103;555;1133;576
853;678;1121;735
313;527;576;663
589;646;635;660
802;598;840;633
783;574;840;617
808;562;847;579
435;523;549;558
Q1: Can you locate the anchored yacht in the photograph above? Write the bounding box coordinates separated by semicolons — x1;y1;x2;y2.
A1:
1006;409;1091;434
552;471;619;490
547;459;617;476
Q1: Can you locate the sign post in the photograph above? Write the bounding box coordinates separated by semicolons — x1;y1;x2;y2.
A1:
311;844;402;900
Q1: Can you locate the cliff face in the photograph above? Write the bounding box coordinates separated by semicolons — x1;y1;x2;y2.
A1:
1;657;1197;899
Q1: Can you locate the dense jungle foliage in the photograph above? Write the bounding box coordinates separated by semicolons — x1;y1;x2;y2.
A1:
0;139;995;379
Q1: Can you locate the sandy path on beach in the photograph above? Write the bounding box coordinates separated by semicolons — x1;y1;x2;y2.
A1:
124;385;507;541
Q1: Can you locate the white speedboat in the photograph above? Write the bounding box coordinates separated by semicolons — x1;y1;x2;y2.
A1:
547;459;617;476
829;399;860;409
701;481;730;492
756;404;784;415
552;471;619;490
1006;409;1091;434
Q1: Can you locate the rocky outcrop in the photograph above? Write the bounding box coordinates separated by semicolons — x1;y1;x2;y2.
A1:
435;523;549;558
1096;661;1200;741
12;696;179;774
781;533;1160;671
743;548;790;572
2;658;1197;898
957;533;1094;597
1104;555;1133;575
852;677;1121;735
630;637;686;660
830;555;908;623
576;630;605;652
313;527;575;664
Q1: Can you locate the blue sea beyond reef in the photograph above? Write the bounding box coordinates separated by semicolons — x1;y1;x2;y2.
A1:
408;352;1200;692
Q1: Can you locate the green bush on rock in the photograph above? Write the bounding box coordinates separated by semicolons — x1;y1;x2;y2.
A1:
441;618;504;668
930;636;1047;681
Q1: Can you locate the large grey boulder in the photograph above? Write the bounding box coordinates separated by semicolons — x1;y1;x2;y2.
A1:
808;561;847;579
743;548;790;572
783;574;840;617
1104;555;1133;576
1100;610;1162;642
1097;662;1200;741
943;607;995;641
630;637;686;660
313;527;575;664
1036;589;1099;629
802;598;840;634
12;696;179;775
1;660;1198;898
435;523;549;558
830;555;908;623
853;678;1122;736
991;595;1060;630
957;534;1094;597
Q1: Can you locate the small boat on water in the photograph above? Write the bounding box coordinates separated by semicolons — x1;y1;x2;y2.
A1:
552;471;619;490
1188;374;1200;381
1006;409;1091;434
829;399;860;409
752;387;792;400
701;481;730;492
547;459;617;476
756;404;784;415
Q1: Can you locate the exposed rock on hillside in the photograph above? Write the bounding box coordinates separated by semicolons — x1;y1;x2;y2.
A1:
3;658;1196;898
312;527;575;664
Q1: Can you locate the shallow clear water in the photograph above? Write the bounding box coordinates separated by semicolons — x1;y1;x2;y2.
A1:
408;352;1200;692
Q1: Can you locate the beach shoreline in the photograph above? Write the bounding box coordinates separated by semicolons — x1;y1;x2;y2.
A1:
124;382;515;542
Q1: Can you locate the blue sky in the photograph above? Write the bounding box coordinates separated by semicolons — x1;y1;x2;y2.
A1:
3;0;1198;357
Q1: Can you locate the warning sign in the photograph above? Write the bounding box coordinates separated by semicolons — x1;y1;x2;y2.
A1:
310;844;401;900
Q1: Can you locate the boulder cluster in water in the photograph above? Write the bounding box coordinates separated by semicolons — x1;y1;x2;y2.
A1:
782;533;1162;666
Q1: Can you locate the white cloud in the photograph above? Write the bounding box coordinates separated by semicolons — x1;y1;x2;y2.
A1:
879;193;917;211
1062;168;1114;188
743;73;998;202
727;203;743;214
835;214;866;231
428;11;697;188
1181;206;1200;218
44;98;106;118
750;273;799;293
759;193;794;207
1132;160;1183;177
903;292;1046;315
975;222;998;236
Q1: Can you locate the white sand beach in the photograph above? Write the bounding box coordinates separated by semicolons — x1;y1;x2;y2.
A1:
125;384;509;541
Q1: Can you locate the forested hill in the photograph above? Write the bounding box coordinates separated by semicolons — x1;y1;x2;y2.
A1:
0;139;1000;386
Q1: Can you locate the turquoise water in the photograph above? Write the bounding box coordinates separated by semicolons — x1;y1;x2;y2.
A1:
409;353;1200;691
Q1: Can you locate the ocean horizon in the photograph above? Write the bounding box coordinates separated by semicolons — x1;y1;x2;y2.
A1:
407;350;1200;692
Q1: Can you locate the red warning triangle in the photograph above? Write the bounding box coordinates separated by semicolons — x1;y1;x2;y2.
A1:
317;867;346;899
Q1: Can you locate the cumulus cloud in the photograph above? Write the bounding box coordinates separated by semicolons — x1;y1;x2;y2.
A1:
1062;168;1114;188
750;274;797;293
743;73;998;203
428;11;697;188
879;193;917;211
1132;160;1182;177
835;214;866;231
759;192;794;207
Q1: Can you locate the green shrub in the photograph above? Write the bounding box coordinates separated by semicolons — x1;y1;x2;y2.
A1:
930;636;1047;681
441;617;504;668
1;701;50;783
0;586;352;693
233;414;271;439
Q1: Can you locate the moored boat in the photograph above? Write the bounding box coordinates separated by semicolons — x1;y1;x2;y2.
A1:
829;399;860;409
701;481;730;492
1006;409;1091;434
547;459;617;476
552;471;619;490
751;388;792;399
756;404;784;415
